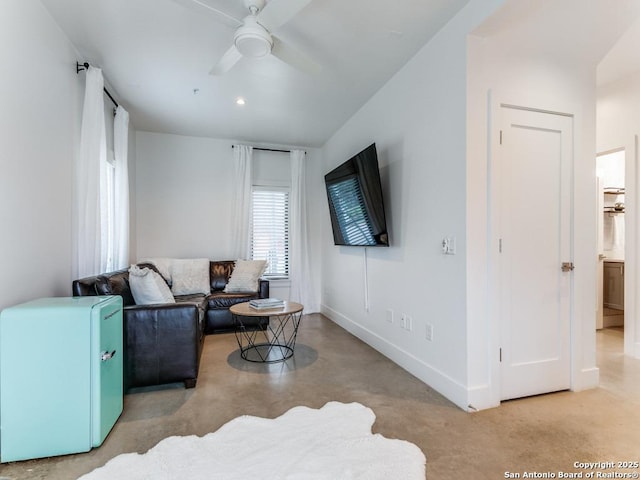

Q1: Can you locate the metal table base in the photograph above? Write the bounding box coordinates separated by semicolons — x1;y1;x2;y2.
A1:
232;303;303;363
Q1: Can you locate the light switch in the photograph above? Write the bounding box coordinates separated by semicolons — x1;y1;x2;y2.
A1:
442;236;456;255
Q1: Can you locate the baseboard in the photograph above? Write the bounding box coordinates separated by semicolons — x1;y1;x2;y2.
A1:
466;384;500;412
572;366;600;391
321;304;469;411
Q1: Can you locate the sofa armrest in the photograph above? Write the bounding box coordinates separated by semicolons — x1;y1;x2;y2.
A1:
72;276;99;296
259;278;269;299
123;302;203;389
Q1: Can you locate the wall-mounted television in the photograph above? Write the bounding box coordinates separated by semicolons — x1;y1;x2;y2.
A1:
324;143;389;247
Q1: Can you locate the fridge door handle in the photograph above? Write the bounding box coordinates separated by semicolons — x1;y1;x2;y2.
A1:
100;350;116;362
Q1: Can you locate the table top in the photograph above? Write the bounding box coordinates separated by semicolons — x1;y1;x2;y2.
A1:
230;301;303;317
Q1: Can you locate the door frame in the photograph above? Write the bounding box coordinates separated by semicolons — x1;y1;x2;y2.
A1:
616;136;640;358
596;148;626;331
629;136;639;357
594;137;640;358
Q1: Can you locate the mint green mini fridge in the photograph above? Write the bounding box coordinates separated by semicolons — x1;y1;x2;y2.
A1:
0;296;123;462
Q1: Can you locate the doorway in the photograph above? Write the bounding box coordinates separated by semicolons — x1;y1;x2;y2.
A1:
596;149;626;338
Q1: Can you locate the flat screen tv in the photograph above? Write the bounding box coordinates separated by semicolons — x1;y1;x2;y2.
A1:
324;143;389;247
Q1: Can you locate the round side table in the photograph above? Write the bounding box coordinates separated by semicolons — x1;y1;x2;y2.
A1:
230;301;304;363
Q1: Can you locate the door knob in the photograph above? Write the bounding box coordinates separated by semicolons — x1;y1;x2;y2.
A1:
100;350;116;362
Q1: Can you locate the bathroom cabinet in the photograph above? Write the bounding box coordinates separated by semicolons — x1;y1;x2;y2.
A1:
603;260;624;311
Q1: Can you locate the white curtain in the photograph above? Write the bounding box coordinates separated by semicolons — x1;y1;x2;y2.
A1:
231;145;253;259
113;106;130;269
289;149;318;312
76;67;106;278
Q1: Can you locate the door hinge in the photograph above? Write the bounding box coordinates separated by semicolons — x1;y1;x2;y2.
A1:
561;262;575;272
499;130;503;145
499;238;502;253
499;347;502;362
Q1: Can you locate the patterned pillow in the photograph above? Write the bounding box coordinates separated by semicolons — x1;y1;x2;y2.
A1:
170;258;211;296
224;260;267;293
129;265;175;305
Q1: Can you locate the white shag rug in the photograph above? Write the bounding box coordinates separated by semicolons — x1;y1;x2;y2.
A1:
80;401;426;480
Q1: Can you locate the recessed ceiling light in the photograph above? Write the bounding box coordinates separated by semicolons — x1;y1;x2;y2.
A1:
236;97;246;106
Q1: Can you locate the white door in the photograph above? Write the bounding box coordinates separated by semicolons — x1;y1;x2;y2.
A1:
498;105;572;401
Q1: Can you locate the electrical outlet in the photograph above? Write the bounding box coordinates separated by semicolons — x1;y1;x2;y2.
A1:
426;323;434;341
400;314;413;331
386;309;394;324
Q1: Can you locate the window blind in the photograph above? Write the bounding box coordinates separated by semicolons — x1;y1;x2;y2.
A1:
251;188;289;277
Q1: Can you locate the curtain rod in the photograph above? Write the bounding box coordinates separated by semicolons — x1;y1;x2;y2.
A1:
76;62;119;108
231;145;306;154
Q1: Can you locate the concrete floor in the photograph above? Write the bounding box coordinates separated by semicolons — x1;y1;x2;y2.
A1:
1;316;639;480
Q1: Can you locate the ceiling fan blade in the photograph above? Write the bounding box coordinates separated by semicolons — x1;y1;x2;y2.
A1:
257;0;313;32
210;45;243;75
172;0;242;28
271;37;321;75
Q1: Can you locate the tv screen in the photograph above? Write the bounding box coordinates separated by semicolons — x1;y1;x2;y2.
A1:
324;143;389;247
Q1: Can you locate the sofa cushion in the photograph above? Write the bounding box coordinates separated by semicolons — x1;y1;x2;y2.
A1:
171;258;210;295
129;265;175;305
223;260;267;293
207;292;259;309
174;293;208;312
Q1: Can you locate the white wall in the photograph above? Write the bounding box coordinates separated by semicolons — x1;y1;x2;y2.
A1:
135;132;235;259
318;0;506;410
597;71;640;151
135;132;324;307
597;71;640;357
0;1;84;309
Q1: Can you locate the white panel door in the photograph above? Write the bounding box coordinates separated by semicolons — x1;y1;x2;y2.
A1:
499;106;572;401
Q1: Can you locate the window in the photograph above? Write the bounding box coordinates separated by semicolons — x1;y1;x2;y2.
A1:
101;147;117;272
251;187;289;278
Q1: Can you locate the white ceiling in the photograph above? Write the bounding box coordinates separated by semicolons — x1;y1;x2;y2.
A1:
473;0;640;72
598;13;640;87
40;0;471;147
473;0;640;89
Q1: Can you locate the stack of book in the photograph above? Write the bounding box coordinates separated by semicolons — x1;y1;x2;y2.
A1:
249;298;285;310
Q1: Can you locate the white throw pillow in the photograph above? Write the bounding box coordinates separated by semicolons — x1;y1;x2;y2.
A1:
170;258;210;296
129;265;175;305
138;257;173;284
224;260;267;293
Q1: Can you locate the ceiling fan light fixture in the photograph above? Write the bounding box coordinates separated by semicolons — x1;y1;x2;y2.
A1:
234;16;273;58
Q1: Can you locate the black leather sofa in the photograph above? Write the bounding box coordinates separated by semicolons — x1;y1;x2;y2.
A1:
72;260;269;390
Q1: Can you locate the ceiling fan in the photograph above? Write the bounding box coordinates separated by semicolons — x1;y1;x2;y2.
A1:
178;0;320;75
